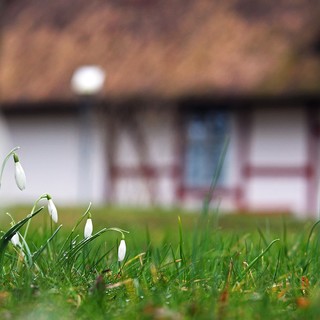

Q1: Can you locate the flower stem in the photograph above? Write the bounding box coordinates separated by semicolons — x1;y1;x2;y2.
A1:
0;146;20;188
23;194;48;241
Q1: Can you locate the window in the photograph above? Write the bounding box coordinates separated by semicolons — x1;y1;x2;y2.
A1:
184;110;229;188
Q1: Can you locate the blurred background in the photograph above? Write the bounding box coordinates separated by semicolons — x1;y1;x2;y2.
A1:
1;0;320;218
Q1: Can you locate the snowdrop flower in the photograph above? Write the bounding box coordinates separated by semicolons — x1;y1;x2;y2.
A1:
84;215;93;239
11;233;21;247
13;153;26;191
47;195;58;223
118;239;126;262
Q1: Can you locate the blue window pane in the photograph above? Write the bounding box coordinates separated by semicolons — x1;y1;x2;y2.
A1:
184;111;228;187
187;120;207;140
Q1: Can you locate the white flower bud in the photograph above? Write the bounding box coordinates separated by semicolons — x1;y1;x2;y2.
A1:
14;161;26;191
84;218;93;239
118;239;126;262
11;233;21;247
48;198;58;223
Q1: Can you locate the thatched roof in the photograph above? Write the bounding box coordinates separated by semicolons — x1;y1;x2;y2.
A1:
1;0;320;104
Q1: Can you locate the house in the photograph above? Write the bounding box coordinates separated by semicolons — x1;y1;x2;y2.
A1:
1;0;320;217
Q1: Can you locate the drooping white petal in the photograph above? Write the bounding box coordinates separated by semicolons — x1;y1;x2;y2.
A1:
11;233;21;247
118;239;126;262
14;161;26;191
48;199;58;223
84;218;93;239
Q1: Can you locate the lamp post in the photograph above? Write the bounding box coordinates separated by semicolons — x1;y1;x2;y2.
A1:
71;66;105;202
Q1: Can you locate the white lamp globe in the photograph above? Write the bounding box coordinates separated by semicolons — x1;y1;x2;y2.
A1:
71;66;105;95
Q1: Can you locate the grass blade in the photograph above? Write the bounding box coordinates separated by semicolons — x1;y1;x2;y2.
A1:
238;238;280;281
32;225;63;262
0;206;44;265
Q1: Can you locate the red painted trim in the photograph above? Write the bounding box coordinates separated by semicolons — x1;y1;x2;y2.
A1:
236;109;253;209
243;164;313;178
172;111;187;202
174;108;185;203
234;186;244;208
111;164;180;178
306;109;318;217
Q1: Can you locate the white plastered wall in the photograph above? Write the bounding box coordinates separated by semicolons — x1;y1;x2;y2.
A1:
245;107;308;215
0;111;12;161
316;108;320;218
0;111;106;206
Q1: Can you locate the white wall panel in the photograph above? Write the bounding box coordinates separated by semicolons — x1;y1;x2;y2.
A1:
114;178;152;205
1;113;107;206
1;114;79;205
250;107;307;166
115;108;177;167
142;108;177;166
246;177;306;215
115;130;141;166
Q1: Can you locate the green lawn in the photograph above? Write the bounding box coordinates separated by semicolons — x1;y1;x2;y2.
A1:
0;205;318;319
